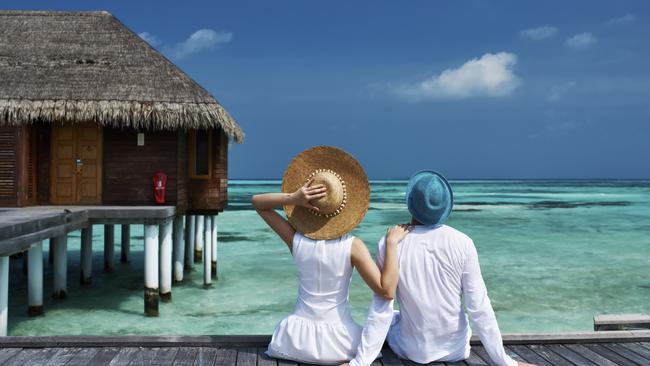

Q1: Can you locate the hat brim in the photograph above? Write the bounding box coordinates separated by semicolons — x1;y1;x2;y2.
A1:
406;170;454;226
281;146;370;240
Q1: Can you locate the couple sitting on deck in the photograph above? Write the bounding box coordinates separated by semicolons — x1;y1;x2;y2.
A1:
252;146;534;366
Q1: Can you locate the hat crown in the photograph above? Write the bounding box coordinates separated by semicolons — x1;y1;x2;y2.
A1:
406;171;453;226
309;170;346;215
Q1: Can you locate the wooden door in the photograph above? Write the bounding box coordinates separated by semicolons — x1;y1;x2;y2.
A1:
50;123;102;205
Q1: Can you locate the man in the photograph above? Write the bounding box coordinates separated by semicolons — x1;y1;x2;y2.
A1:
348;171;533;366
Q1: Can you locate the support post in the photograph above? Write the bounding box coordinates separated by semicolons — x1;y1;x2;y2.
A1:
144;223;159;316
211;215;218;279
121;224;130;264
104;224;115;272
80;226;93;285
27;242;43;316
0;256;8;336
52;234;67;299
172;216;184;284
194;215;204;262
203;215;212;288
185;215;195;270
48;238;54;265
159;220;172;302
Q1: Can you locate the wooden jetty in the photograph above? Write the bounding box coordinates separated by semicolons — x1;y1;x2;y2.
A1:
0;332;649;365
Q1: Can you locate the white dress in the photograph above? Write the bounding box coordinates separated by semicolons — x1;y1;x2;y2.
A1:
266;232;363;364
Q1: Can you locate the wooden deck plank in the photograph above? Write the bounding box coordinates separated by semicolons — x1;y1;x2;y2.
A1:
378;347;403;366
526;344;575;366
562;345;618;366
66;348;100;366
463;351;489;366
172;347;199;366
276;360;299;366
4;348;59;366
507;345;553;366
257;348;278;366
193;347;217;366
620;342;650;360
210;348;235;366
43;347;81;366
107;348;141;366
584;344;639;366
0;348;22;364
236;347;257;366
444;360;469;366
470;347;497;366
128;348;178;366
546;344;598;366
602;343;650;365
88;347;122;366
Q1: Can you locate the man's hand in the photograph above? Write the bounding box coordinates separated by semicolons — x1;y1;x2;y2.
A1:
386;224;412;245
291;178;326;211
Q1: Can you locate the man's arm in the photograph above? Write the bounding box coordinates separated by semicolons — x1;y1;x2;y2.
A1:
348;237;395;366
461;241;518;366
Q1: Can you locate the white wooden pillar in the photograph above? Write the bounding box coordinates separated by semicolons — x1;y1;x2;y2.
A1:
121;224;130;264
52;234;67;299
104;224;115;272
0;256;8;336
194;215;204;262
27;241;43;316
144;223;159;316
203;216;212;288
184;215;195;270
80;226;93;285
172;216;184;284
159;220;172;302
211;215;218;279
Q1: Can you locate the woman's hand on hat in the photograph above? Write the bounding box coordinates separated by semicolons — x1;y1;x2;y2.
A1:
386;224;412;246
290;178;327;211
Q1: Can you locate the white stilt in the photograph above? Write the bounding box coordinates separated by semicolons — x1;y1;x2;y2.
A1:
172;216;184;284
27;241;43;316
203;216;212;288
121;224;130;263
80;226;93;285
185;215;195;270
159;220;173;302
194;215;204;262
211;215;218;279
52;234;67;299
104;224;115;272
144;223;159;316
48;238;54;265
0;256;8;336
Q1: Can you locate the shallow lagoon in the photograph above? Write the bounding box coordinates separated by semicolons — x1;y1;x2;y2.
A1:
7;180;650;335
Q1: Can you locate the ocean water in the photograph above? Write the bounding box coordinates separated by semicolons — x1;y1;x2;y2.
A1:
7;180;650;335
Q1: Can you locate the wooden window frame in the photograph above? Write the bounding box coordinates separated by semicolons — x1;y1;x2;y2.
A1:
189;130;212;180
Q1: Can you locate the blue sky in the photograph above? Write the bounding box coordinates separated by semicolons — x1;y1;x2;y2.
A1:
7;1;650;179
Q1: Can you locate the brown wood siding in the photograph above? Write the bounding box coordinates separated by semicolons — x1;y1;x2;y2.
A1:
103;128;179;205
37;125;51;204
187;129;228;213
176;131;188;213
0;126;19;206
17;125;38;206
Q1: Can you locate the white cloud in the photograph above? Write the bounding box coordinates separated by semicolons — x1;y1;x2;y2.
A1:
547;81;576;101
169;29;233;59
520;26;558;40
565;33;597;49
394;52;521;101
138;32;162;47
607;14;637;26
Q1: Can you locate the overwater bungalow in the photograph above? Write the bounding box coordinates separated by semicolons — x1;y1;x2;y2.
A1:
0;10;244;334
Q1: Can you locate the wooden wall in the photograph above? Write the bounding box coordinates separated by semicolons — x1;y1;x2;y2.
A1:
103;128;181;206
187;129;228;213
0;126;19;206
0;126;38;207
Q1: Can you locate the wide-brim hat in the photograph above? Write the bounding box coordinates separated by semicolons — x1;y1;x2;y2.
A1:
281;146;370;240
406;170;453;226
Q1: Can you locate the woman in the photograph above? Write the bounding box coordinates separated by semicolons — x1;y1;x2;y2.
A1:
252;146;409;365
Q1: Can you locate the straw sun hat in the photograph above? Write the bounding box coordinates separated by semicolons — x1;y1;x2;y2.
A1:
281;146;370;240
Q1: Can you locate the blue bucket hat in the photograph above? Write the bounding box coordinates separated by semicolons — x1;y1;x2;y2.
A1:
406;170;453;226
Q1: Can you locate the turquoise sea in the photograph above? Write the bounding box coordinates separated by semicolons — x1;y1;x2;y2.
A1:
7;180;650;335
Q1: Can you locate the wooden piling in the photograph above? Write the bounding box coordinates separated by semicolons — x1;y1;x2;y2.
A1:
48;238;54;265
121;224;130;264
0;256;7;336
185;215;195;270
194;215;204;262
172;216;184;284
104;224;115;272
80;226;93;286
52;234;67;299
211;215;218;279
203;216;212;288
144;223;159;317
159;220;173;302
27;242;43;316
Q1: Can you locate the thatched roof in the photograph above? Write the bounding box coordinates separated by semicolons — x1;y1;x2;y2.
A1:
0;10;244;142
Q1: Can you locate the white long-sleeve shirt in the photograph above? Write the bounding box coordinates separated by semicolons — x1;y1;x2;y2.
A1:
350;225;517;366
